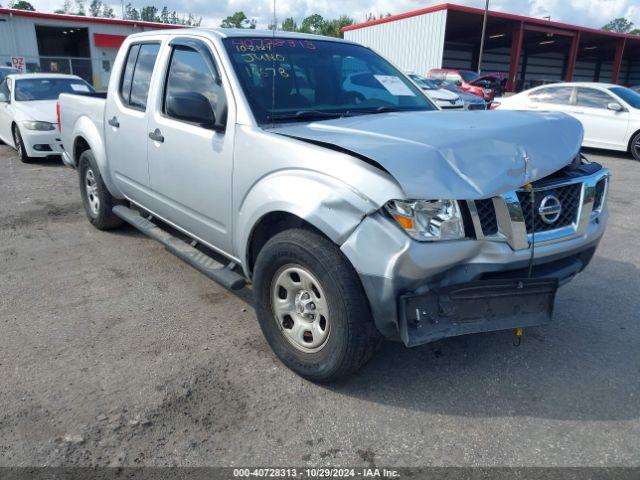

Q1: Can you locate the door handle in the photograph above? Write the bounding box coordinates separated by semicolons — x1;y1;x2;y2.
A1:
148;128;164;143
108;116;119;128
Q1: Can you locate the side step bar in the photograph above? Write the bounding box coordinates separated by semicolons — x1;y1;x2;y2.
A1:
113;205;246;290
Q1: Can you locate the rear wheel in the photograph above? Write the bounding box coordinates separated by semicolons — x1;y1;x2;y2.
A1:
253;228;381;382
630;131;640;161
13;125;33;163
78;150;123;230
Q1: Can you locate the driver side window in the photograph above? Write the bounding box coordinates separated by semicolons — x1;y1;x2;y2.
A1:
163;44;227;130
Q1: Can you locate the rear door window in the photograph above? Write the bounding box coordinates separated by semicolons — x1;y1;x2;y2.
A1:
119;43;160;110
575;88;614;109
529;86;573;105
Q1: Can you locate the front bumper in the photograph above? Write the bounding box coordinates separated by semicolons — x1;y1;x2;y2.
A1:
340;169;609;343
19;127;64;158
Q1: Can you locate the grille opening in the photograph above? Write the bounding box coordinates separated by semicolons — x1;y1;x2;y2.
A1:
594;178;606;211
474;198;498;236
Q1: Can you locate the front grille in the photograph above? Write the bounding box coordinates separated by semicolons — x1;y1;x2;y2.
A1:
475;199;498;236
594;177;606;211
516;183;582;233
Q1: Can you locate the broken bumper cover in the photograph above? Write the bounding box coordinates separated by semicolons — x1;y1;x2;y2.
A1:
399;278;558;347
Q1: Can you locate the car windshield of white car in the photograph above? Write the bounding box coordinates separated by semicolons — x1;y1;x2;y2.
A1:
223;38;435;124
610;87;640;109
14;78;95;101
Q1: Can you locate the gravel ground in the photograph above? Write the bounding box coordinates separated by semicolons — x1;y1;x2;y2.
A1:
0;145;638;467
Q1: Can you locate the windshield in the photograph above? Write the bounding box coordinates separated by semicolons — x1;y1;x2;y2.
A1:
223;38;435;123
459;71;479;83
409;75;439;90
14;78;95;101
610;86;640;109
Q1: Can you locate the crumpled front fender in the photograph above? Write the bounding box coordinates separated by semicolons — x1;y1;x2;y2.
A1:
235;169;379;276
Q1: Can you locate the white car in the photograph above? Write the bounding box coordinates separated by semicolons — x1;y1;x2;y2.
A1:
407;74;464;110
0;73;95;162
495;82;640;160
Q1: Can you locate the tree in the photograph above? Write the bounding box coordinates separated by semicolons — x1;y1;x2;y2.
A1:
89;0;101;17
74;0;85;15
102;4;114;17
10;0;36;10
321;15;354;38
125;3;139;20
281;17;297;31
602;17;634;33
299;14;324;34
220;11;256;29
54;0;72;14
140;5;158;22
160;6;169;23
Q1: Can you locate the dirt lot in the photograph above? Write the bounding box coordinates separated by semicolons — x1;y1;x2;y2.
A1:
0;144;639;467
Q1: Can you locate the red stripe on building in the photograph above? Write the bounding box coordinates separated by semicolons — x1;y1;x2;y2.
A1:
94;33;127;48
0;7;186;29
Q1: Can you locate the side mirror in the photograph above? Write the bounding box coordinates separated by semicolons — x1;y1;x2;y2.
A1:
166;92;224;131
607;102;623;112
0;92;8;103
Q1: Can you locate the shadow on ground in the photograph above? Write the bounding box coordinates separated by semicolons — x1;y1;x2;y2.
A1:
325;255;639;422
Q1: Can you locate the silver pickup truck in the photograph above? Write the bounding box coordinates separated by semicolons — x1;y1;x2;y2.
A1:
59;28;609;382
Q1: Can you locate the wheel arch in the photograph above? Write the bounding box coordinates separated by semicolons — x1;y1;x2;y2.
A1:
628;128;640;154
235;171;379;278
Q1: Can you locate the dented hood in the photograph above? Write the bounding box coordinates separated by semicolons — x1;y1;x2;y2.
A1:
273;110;583;199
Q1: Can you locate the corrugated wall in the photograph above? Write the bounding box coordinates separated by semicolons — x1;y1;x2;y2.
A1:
344;10;447;75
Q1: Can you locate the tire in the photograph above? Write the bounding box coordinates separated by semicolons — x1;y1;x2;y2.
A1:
78;150;123;230
13;125;33;163
253;228;381;382
630;131;640;161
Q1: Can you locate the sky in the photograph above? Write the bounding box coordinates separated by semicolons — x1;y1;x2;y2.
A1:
16;0;640;31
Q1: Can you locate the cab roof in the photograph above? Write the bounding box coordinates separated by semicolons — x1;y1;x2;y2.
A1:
128;28;355;44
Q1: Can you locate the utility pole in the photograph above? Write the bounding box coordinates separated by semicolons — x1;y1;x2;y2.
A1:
121;0;125;19
477;0;490;74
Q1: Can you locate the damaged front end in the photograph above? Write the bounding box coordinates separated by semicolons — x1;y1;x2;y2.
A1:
341;160;609;346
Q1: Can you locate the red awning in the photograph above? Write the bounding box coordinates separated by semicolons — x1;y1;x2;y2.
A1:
94;33;127;48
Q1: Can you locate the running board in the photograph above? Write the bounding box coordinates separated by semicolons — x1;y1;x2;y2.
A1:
112;205;246;290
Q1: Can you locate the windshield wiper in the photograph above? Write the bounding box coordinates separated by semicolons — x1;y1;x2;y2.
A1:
267;110;344;122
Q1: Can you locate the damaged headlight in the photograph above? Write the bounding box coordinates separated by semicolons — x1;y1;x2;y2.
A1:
385;199;465;241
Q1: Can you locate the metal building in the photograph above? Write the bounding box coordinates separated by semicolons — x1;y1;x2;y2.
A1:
0;8;183;89
343;3;640;92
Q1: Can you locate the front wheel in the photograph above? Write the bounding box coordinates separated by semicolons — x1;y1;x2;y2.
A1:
13;125;33;163
253;228;381;382
78;150;123;230
630;131;640;161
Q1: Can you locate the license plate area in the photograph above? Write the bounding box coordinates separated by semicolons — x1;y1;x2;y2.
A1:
398;278;559;347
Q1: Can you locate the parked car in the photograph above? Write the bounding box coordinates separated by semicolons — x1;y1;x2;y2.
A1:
406;74;464;110
474;73;506;98
0;66;20;84
59;30;608;382
430;78;487;110
495;82;640;160
427;68;494;102
0;73;95;162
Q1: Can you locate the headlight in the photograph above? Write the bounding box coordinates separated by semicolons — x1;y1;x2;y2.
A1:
385;199;465;241
22;121;55;131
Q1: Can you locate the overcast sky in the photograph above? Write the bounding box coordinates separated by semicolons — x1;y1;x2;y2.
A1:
20;0;640;30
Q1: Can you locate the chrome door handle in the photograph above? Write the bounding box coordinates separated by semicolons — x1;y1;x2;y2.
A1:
108;116;119;128
148;128;164;143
